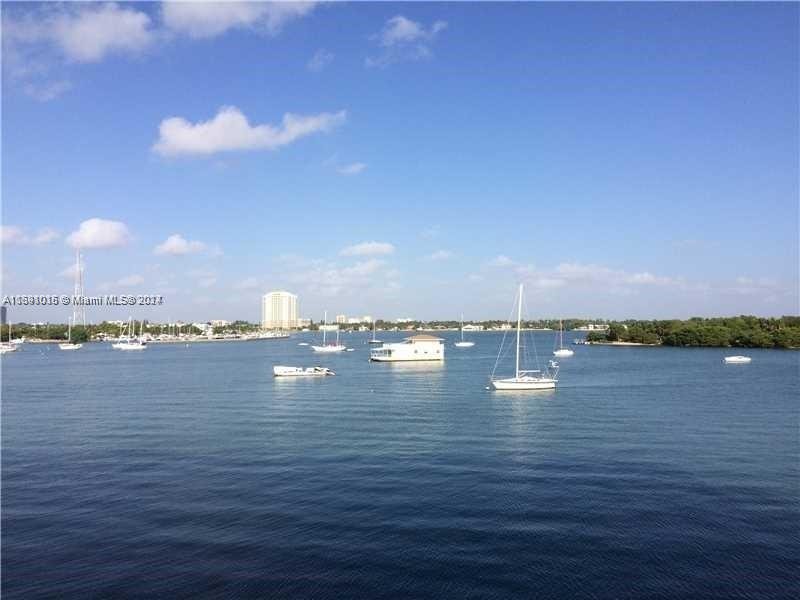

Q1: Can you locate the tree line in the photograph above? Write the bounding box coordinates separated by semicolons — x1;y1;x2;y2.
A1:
585;316;800;348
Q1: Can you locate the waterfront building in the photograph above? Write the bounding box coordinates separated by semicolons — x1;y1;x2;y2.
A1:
362;315;373;323
462;324;484;331
297;318;311;328
210;319;230;327
335;314;347;324
369;334;445;362
261;291;298;330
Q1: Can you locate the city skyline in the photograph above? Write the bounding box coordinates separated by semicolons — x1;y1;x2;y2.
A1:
2;2;798;323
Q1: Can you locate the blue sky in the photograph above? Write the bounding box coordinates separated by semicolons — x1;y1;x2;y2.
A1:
2;1;798;323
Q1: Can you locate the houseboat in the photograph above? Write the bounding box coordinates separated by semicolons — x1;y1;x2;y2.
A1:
369;334;445;362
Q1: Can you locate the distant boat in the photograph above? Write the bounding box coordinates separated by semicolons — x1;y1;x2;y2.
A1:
724;355;752;364
0;323;17;354
490;284;559;390
112;317;147;351
298;342;310;346
368;319;382;345
312;311;346;353
553;320;574;357
454;313;475;348
273;365;335;377
59;317;83;351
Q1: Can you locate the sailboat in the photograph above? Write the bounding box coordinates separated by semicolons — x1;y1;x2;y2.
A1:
311;311;346;353
553;320;574;357
59;317;83;350
490;284;559;390
112;317;146;351
368;319;383;345
0;323;17;354
454;313;475;348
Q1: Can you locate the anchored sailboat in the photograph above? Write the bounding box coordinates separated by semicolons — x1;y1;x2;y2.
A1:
490;284;559;390
454;313;475;348
0;323;17;354
368;319;383;345
59;317;83;350
312;311;346;353
112;317;146;351
553;320;574;357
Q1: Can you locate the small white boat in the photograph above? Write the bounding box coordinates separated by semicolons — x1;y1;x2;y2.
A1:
490;284;559;390
298;342;310;346
1;324;18;354
311;311;346;353
59;317;83;351
346;348;355;352
454;313;475;348
724;355;752;364
273;365;335;377
553;320;574;357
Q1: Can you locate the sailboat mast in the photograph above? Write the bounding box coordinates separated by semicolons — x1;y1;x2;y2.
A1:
516;284;523;378
322;311;327;345
68;317;72;343
461;313;465;342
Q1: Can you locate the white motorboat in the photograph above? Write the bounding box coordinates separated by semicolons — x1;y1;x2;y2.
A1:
59;317;83;350
298;342;310;346
273;365;335;377
490;284;559;390
454;313;475;348
553;320;574;357
724;355;752;364
312;311;346;353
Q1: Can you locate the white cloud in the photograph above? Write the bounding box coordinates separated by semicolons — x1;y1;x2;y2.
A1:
285;258;393;297
488;255;515;267
118;274;144;287
1;226;28;245
66;218;130;249
32;227;59;244
367;15;448;68
152;106;346;157
234;276;260;291
1;226;60;245
428;250;453;261
340;241;395;256
307;48;334;72
154;234;206;256
337;162;366;175
162;1;316;39
59;264;79;279
8;3;156;64
23;80;72;102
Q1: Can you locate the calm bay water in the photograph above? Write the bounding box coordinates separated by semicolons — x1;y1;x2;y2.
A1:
2;331;798;599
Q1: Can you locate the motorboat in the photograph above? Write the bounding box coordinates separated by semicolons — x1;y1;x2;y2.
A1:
724;355;752;364
273;365;335;377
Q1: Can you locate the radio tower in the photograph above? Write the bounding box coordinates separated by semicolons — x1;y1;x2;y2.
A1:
72;248;86;326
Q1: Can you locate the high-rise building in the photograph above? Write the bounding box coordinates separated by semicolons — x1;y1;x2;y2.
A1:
335;314;347;324
261;291;298;330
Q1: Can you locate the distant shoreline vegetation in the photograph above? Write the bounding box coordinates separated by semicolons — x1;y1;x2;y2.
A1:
585;316;800;349
3;316;798;349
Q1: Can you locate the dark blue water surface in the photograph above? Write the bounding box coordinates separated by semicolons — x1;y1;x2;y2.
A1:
2;332;798;599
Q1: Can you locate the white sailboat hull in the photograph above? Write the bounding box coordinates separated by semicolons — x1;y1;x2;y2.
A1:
492;377;557;390
454;341;475;348
0;345;17;354
59;343;83;350
553;349;574;357
311;345;346;353
113;342;146;351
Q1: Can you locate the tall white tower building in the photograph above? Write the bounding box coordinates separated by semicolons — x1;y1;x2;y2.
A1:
261;291;298;330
